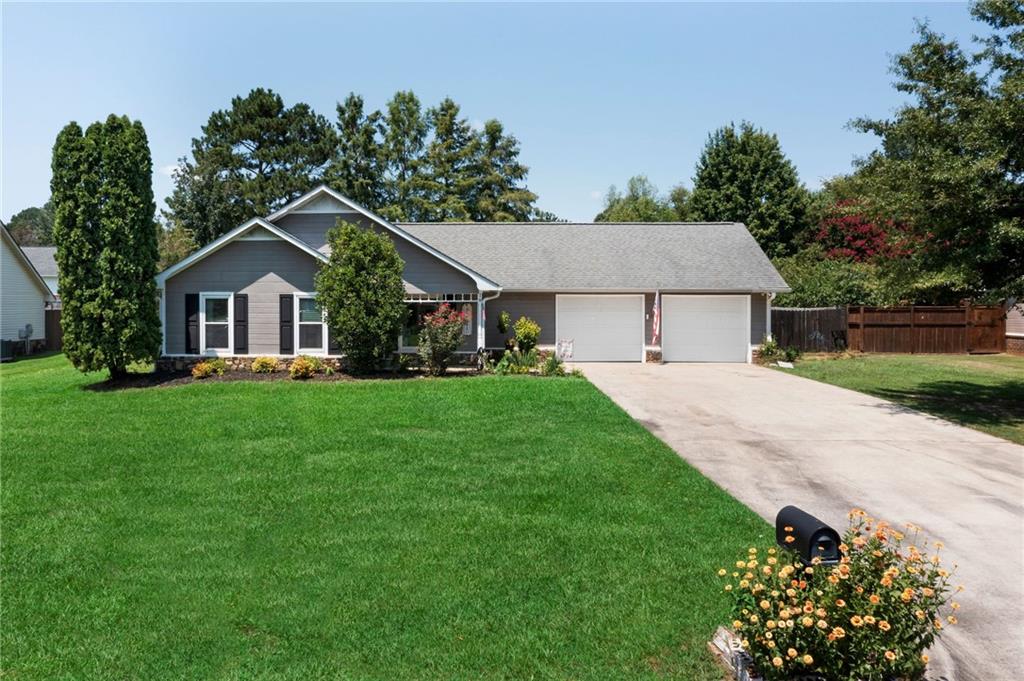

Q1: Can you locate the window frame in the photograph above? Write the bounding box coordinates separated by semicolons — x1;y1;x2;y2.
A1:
199;291;234;356
294;292;327;355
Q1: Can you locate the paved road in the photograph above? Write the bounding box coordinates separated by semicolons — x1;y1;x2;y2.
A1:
581;362;1024;681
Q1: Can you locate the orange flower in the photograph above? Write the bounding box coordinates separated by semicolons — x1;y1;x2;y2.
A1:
850;615;864;627
869;594;881;605
879;620;891;632
831;626;846;639
835;599;846;607
885;650;896;662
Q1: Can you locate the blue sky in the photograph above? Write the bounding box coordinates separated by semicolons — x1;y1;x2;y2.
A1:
2;2;979;222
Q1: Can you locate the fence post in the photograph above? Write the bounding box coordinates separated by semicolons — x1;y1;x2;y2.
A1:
909;304;915;354
965;302;973;354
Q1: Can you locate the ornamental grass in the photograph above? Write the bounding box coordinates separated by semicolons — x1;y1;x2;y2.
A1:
717;509;961;681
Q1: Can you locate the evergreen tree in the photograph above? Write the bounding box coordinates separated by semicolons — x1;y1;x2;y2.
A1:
315;220;406;373
324;93;385;210
7;201;55;246
380;91;428;221
157;220;197;271
51;115;161;378
468;120;537;222
689;122;810;257
419;98;475;221
164;88;334;245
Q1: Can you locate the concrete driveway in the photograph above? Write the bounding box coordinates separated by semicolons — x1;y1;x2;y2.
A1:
581;362;1024;681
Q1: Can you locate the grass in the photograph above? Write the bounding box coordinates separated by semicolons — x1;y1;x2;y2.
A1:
1;354;768;680
782;353;1024;445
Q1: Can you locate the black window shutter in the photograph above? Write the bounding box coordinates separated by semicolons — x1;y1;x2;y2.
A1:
279;295;293;355
234;294;248;355
185;294;199;354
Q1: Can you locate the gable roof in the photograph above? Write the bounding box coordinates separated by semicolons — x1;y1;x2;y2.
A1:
1;223;55;299
268;185;500;291
21;246;58;277
156;217;327;285
398;222;790;292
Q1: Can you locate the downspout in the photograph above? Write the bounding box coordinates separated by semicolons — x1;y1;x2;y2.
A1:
766;292;775;343
478;288;502;355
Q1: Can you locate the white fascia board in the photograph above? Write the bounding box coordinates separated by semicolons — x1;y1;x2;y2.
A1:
2;224;55;300
266;185;501;292
155;217;327;286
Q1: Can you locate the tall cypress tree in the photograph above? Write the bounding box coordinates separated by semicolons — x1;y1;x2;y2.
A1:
51;115;161;378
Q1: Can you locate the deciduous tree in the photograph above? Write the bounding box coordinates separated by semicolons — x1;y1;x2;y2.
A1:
7;201;55;246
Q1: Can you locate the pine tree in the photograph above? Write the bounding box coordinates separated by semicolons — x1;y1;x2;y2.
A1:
419;98;475;221
689;122;810;257
51;116;161;378
380;91;428;221
164;88;334;245
468;120;537;222
324;93;385;210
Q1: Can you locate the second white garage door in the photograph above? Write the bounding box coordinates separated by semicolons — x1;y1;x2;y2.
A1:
556;294;644;361
662;295;749;362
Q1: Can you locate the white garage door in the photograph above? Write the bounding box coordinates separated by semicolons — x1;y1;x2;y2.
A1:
556;295;644;362
662;295;749;362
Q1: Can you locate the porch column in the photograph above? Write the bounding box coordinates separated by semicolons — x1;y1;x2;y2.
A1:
476;295;486;351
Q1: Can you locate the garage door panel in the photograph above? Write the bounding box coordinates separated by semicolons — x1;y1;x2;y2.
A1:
663;295;748;362
556;295;643;362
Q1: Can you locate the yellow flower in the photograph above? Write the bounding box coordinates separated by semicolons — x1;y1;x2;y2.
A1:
864;615;876;625
785;535;795;544
947;615;958;625
768;547;777;555
762;566;773;576
759;599;770;610
831;626;846;639
828;575;840;585
802;617;813;628
766;619;777;629
749;615;759;624
915;609;925;620
850;615;864;627
767;556;777;565
816;619;828;629
736;561;746;569
772;657;783;667
921;654;930;663
951;601;960;610
922;587;934;597
835;599;846;607
749;547;758;554
802;654;813;665
879;620;891;632
732;620;743;629
717;568;727;576
724;585;733;592
885;650;896;662
787;648;798;659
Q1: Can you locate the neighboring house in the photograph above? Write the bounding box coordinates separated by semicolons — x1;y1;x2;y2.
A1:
155;185;789;364
1;222;54;357
21;246;58;298
1008;303;1024;356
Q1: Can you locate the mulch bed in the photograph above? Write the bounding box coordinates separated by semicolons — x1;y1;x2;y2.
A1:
85;367;480;391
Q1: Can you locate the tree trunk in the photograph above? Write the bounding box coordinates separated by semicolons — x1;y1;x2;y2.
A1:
108;365;128;381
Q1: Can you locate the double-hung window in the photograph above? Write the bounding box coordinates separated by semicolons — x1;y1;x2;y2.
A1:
295;294;326;354
200;292;233;355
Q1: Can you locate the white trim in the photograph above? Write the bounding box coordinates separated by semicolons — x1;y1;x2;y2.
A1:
660;294;751;364
265;185;501;291
1008;332;1024;339
294;292;327;355
155;217;327;286
501;287;788;294
159;287;166;356
199;292;233;356
765;292;773;343
554;294;645;362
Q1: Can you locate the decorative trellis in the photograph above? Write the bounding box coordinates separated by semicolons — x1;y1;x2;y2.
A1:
403;293;479;303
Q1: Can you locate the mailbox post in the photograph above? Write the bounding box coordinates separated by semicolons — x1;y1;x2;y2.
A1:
775;505;841;566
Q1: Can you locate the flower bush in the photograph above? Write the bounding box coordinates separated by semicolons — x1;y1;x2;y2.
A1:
513;316;541;353
288;355;321;380
250;356;278;373
417;304;467;376
718;510;961;681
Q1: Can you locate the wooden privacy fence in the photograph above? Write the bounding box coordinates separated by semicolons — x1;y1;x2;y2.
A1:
771;307;848;352
45;308;62;352
847;305;1005;354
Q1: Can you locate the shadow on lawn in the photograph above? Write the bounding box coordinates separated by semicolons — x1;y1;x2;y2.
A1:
869;378;1024;433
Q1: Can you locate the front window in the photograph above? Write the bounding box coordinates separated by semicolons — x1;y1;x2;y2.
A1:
296;295;325;352
201;293;232;354
400;303;438;349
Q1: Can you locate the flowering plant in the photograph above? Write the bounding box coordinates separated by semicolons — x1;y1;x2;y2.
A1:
418;304;467;376
717;510;961;681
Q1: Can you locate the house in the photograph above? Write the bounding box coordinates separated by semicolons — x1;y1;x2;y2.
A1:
155;185;789;366
1008;303;1024;356
21;246;58;298
1;222;54;358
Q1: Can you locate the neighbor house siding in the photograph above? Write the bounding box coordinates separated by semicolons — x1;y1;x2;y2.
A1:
273;213;477;294
1;236;47;342
164;241;318;355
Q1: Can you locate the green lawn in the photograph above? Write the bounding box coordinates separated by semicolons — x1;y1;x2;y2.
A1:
1;354;766;680
783;353;1024;445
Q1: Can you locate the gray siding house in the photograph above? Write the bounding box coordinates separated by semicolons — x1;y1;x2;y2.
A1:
156;186;789;363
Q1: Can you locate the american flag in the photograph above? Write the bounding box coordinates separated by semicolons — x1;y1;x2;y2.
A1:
651;291;661;344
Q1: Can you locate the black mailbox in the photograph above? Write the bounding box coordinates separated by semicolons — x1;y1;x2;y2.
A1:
775;505;841;566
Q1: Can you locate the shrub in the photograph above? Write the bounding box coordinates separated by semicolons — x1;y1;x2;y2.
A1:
250;356;278;373
717;510;961;681
497;310;511;335
289;355;319;380
540;353;565;377
191;361;214;379
315;220;406;374
783;346;802;363
492;348;539;375
513;316;541;353
760;336;781;361
418;304;467;376
207;358;228;374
